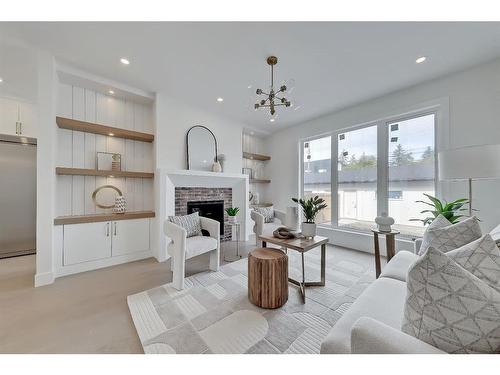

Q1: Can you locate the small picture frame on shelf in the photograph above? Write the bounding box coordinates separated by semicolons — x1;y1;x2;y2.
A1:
97;152;121;171
242;167;253;179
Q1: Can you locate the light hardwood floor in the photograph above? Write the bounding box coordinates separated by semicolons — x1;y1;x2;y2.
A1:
0;241;376;353
0;241;256;353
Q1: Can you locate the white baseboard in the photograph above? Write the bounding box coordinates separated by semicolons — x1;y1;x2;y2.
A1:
34;271;55;287
55;250;154;278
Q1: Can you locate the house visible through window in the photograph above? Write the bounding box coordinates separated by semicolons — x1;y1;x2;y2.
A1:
302;136;331;224
300;111;436;236
388;190;403;200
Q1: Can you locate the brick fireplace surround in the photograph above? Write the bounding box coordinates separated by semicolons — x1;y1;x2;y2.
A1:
175;187;233;241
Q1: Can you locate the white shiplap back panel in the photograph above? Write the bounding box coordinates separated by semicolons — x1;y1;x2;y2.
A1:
94;93;109;214
133;102;145;211
84;89;97;214
56;84;154;218
71;87;85;215
143;179;154;211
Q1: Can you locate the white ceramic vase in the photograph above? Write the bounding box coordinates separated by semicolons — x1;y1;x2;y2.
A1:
113;196;126;214
212;161;222;173
375;212;394;232
301;222;316;238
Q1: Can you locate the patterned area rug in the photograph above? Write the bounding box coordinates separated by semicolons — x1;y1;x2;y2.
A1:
127;247;374;354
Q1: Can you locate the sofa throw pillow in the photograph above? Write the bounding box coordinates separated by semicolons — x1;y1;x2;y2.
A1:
490;224;500;249
254;206;274;223
418;215;482;255
447;234;500;292
168;212;202;238
402;247;500;353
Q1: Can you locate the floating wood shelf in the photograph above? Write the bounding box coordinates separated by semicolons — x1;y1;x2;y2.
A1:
54;211;155;225
250;178;271;184
56;167;154;179
243;152;271;161
56;117;154;143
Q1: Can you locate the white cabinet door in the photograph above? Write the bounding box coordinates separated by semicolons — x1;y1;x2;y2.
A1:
18;101;37;137
111;219;150;256
0;97;20;136
63;222;112;266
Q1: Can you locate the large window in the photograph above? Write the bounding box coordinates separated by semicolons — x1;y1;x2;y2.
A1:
388;113;435;236
337;125;378;231
300;110;437;236
302;136;331;224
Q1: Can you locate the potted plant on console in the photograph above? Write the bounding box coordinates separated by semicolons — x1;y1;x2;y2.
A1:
225;207;240;223
292;196;327;238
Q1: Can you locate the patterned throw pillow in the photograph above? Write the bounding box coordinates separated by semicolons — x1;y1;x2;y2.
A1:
447;234;500;292
168;212;202;238
402;247;500;353
418;215;482;255
254;206;274;223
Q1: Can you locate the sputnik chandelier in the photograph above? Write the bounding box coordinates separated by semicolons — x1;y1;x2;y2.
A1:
254;56;292;116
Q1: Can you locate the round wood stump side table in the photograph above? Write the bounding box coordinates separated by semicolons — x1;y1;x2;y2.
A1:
248;248;288;309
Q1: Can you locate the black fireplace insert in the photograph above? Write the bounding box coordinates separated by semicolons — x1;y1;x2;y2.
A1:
187;200;224;235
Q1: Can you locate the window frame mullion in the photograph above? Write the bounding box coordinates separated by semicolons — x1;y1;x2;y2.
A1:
377;122;389;217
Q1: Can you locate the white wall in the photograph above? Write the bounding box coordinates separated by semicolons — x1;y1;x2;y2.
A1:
266;57;500;251
155;94;244;174
35;50;57;287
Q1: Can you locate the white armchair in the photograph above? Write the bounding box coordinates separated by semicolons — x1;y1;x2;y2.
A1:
250;208;286;246
164;216;220;290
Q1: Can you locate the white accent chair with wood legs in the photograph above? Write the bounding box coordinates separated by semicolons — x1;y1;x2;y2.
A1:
164;217;220;290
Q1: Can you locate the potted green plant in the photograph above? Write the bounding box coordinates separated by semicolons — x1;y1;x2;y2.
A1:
225;207;240;223
410;193;470;225
291;196;328;238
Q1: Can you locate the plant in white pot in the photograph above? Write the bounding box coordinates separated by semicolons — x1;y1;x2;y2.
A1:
291;196;327;238
225;207;240;223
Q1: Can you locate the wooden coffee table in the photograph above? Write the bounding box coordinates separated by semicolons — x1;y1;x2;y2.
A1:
258;234;328;303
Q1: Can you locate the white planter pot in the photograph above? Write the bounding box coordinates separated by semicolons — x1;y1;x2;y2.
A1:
228;216;236;223
301;222;317;238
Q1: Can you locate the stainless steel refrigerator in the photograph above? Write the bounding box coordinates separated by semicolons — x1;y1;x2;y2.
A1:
0;134;36;258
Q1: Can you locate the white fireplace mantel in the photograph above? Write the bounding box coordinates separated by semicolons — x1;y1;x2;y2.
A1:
153;169;250;262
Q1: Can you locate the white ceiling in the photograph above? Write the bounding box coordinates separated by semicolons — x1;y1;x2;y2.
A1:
2;22;500;132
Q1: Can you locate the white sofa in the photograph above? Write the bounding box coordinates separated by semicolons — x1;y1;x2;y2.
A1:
164;216;220;290
250;208;286;245
320;249;445;354
321;223;500;354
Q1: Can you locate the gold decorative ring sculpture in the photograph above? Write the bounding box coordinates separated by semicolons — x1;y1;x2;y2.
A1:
92;185;123;209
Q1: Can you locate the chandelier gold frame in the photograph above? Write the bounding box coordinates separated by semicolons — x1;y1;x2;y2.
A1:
254;56;292;116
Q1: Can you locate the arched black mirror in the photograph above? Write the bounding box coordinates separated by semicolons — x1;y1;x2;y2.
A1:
186;125;218;171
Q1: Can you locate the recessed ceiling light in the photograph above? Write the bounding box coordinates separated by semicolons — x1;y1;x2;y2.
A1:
247;85;252;89
0;77;3;83
108;90;115;95
120;58;130;65
415;56;427;64
217;97;224;102
108;133;114;136
270;118;275;123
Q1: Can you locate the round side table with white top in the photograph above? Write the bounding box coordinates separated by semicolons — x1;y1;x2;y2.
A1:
224;221;242;262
